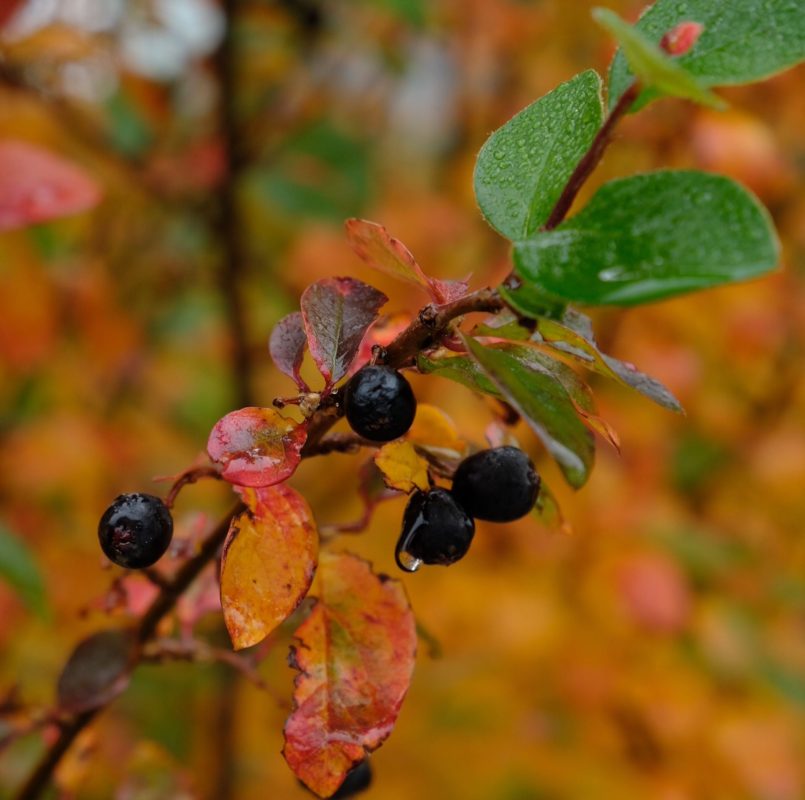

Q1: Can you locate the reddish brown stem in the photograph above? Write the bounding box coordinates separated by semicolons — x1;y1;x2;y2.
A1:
542;80;640;231
164;465;223;509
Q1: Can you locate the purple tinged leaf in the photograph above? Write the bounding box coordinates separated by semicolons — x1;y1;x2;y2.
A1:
57;629;138;714
269;312;309;391
301;277;388;388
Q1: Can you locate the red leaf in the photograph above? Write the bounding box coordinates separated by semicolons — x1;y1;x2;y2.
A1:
345;218;468;305
0;1;24;29
300;277;387;388
0;140;102;232
269;311;309;391
207;407;307;487
283;552;416;798
221;485;318;650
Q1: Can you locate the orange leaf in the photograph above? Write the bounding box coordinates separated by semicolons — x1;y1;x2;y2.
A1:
207;407;307;487
0;140;101;231
220;485;318;650
570;398;621;453
374;440;430;493
283;552;416;798
345;218;468;305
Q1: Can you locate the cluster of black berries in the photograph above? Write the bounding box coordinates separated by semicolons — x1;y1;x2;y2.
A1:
344;365;540;572
396;446;540;571
99;365;539;574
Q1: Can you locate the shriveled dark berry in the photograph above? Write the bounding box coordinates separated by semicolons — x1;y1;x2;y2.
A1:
396;488;475;570
330;759;372;798
344;365;416;442
451;446;540;522
98;493;173;569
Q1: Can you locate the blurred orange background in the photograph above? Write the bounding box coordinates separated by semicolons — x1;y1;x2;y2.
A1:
1;1;804;798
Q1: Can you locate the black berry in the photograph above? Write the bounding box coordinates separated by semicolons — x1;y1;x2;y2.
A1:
330;759;372;798
344;365;416;442
396;488;475;570
451;446;540;522
98;493;173;569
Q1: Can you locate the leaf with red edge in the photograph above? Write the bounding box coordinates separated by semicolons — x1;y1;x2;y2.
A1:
345;218;468;305
207;407;307;487
0;140;102;232
221;485;318;650
57;629;139;714
283;552;416;798
301;277;387;388
269;311;309;391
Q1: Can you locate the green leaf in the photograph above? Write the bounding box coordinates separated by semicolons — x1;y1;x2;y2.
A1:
607;0;805;109
498;281;566;321
463;337;595;488
513;170;779;307
473;70;604;240
417;351;501;398
534;316;683;412
0;522;48;618
593;8;725;109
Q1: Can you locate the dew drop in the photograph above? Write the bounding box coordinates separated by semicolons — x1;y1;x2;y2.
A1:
395;549;422;573
598;267;628;282
394;527;422;573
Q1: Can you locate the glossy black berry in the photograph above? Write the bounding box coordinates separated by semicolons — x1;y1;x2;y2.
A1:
344;365;416;442
396;488;475;570
451;446;540;522
98;493;173;569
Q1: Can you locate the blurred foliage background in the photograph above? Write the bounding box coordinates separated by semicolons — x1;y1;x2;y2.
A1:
0;0;804;798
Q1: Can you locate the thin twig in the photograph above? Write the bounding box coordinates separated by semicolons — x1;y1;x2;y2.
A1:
304;432;379;457
163;465;223;509
215;0;253;409
142;638;287;706
542;80;640;231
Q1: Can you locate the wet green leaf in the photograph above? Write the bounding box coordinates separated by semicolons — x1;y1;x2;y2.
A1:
417;351;501;398
607;0;805;109
474;70;603;240
463;337;595;488
513;171;779;306
593;8;724;108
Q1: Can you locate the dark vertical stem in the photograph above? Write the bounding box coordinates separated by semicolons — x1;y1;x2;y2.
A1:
210;668;238;799
210;4;249;794
14;712;96;800
542;81;640;231
216;0;253;410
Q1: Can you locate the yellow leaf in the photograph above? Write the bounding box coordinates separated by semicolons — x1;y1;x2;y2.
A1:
374;441;430;493
406;403;465;454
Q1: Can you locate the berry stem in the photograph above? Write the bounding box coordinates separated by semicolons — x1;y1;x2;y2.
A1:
304;432;380;457
301;288;505;456
541;79;640;231
164;465;224;509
